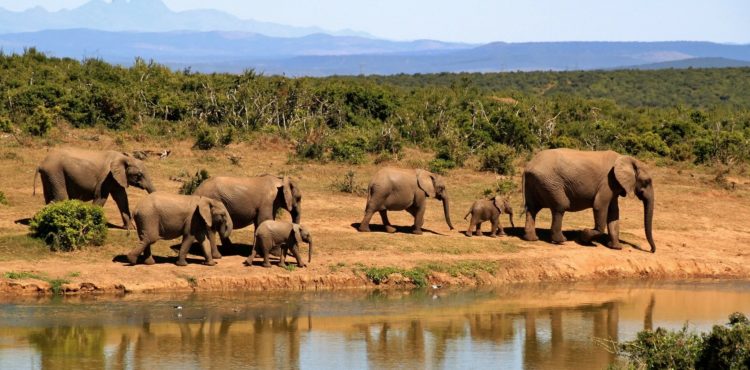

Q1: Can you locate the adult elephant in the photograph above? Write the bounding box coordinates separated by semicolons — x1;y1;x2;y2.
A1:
522;148;656;252
35;148;156;229
193;174;301;258
358;168;454;234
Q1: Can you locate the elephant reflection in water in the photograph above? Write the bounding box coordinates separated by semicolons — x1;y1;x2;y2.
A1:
27;326;106;370
359;320;427;368
125;307;304;369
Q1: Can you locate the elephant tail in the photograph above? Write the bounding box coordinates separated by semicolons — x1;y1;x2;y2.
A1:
463;208;472;220
33;167;40;196
520;173;526;219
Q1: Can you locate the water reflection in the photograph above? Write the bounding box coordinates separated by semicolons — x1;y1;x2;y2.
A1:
1;281;749;370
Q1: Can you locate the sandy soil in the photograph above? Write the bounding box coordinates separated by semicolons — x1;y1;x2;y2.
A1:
1;131;749;295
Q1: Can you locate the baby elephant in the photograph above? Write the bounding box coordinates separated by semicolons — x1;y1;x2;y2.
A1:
464;196;515;237
129;193;233;266
248;220;313;268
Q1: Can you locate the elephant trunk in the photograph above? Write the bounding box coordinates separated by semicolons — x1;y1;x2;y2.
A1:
508;212;515;229
291;204;301;224
641;187;656;253
143;177;156;193
442;196;454;230
307;240;313;263
220;221;232;239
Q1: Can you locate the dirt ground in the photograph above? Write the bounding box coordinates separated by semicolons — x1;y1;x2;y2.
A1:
1;130;749;295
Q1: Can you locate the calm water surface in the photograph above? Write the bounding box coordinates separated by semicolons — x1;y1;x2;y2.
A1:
1;281;750;370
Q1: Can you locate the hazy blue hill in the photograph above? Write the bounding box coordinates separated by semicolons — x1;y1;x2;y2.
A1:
623;57;750;70
0;0;368;38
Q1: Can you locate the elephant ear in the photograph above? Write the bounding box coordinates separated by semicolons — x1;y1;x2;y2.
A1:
292;224;303;244
282;176;294;210
614;156;637;196
416;170;436;198
109;156;129;189
197;198;213;228
492;196;504;213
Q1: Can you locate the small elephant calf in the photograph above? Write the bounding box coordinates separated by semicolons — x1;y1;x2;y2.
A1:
464;196;515;237
129;193;233;266
248;220;313;268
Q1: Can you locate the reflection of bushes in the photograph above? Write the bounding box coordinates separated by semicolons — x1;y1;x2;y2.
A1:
29;326;105;367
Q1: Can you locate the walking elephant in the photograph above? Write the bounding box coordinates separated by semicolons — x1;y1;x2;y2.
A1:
193;174;301;258
35;148;156;229
128;193;233;266
247;220;312;268
358;168;454;234
522;149;656;252
464;196;515;237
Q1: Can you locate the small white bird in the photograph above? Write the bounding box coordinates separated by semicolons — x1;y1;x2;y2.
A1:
173;305;183;310
431;284;442;289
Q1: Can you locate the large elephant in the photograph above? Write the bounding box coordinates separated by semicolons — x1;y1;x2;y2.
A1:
522;148;656;252
35;148;155;229
358;168;454;234
128;193;233;266
193;174;301;258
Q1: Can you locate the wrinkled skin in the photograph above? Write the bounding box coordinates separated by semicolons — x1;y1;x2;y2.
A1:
129;193;233;266
193;175;301;258
464;196;515;237
248;220;312;268
358;168;454;235
522;149;656;252
35;148;155;229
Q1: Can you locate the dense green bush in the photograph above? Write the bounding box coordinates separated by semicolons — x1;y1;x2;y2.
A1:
0;116;12;133
25;105;54;136
179;169;210;195
0;190;8;205
479;143;516;175
29;200;107;251
614;313;750;370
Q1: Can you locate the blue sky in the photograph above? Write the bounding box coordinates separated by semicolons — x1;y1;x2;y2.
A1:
0;0;747;43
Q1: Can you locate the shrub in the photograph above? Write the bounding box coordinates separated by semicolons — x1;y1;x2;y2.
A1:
696;312;750;369
193;127;217;150
0;116;12;133
328;135;367;164
479;143;516;175
29;200;107;251
330;170;367;195
295;133;326;161
25;105;54;137
0;190;8;205
179;169;210;195
483;178;517;196
428;158;455;175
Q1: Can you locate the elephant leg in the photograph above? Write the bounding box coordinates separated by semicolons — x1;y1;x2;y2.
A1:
412;204;426;235
474;221;482;236
220;235;233;249
465;219;475;237
491;217;501;237
551;210;566;244
523;208;540;241
380;210;396;233
143;244;155;265
127;239;152;265
278;246;288;268
606;201;622;250
201;239;217;266
289;244;306;268
261;243;273;268
582;207;607;243
245;244;258;266
41;173;67;203
358;207;376;232
111;187;134;230
207;230;221;259
176;236;195;266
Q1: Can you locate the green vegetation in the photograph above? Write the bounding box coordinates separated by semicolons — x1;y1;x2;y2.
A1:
2;50;749;169
359;260;500;287
3;271;79;295
330;170;367;195
610;312;750;370
29;200;107;251
178;169;210;195
283;264;297;272
0;190;8;205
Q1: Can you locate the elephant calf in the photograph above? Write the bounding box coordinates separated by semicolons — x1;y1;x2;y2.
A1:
248;221;312;268
129;193;233;266
464;196;515;237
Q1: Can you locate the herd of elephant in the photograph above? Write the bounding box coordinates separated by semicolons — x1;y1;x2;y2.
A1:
31;147;656;268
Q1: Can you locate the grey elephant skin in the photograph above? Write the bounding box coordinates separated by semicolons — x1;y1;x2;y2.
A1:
34;148;155;229
129;193;233;266
358;168;454;234
522;148;656;252
464;196;515;237
248;220;312;268
193;175;301;257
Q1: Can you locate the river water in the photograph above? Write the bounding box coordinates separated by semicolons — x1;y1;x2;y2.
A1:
0;280;749;370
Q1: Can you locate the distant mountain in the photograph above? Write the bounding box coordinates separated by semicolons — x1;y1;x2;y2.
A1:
1;29;748;76
623;57;750;70
0;0;370;38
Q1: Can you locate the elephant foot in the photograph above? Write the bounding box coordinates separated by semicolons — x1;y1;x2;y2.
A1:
243;259;253;267
212;253;222;260
384;225;397;233
580;229;601;243
357;225;371;232
204;260;217;266
278;262;287;268
175;259;188;267
551;235;567;244
607;241;623;250
298;263;307;268
262;262;272;268
522;233;539;242
489;234;498;238
126;253;139;265
144;256;155;265
412;228;423;235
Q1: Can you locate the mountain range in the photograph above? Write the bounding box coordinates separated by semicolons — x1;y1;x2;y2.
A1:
0;0;749;76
